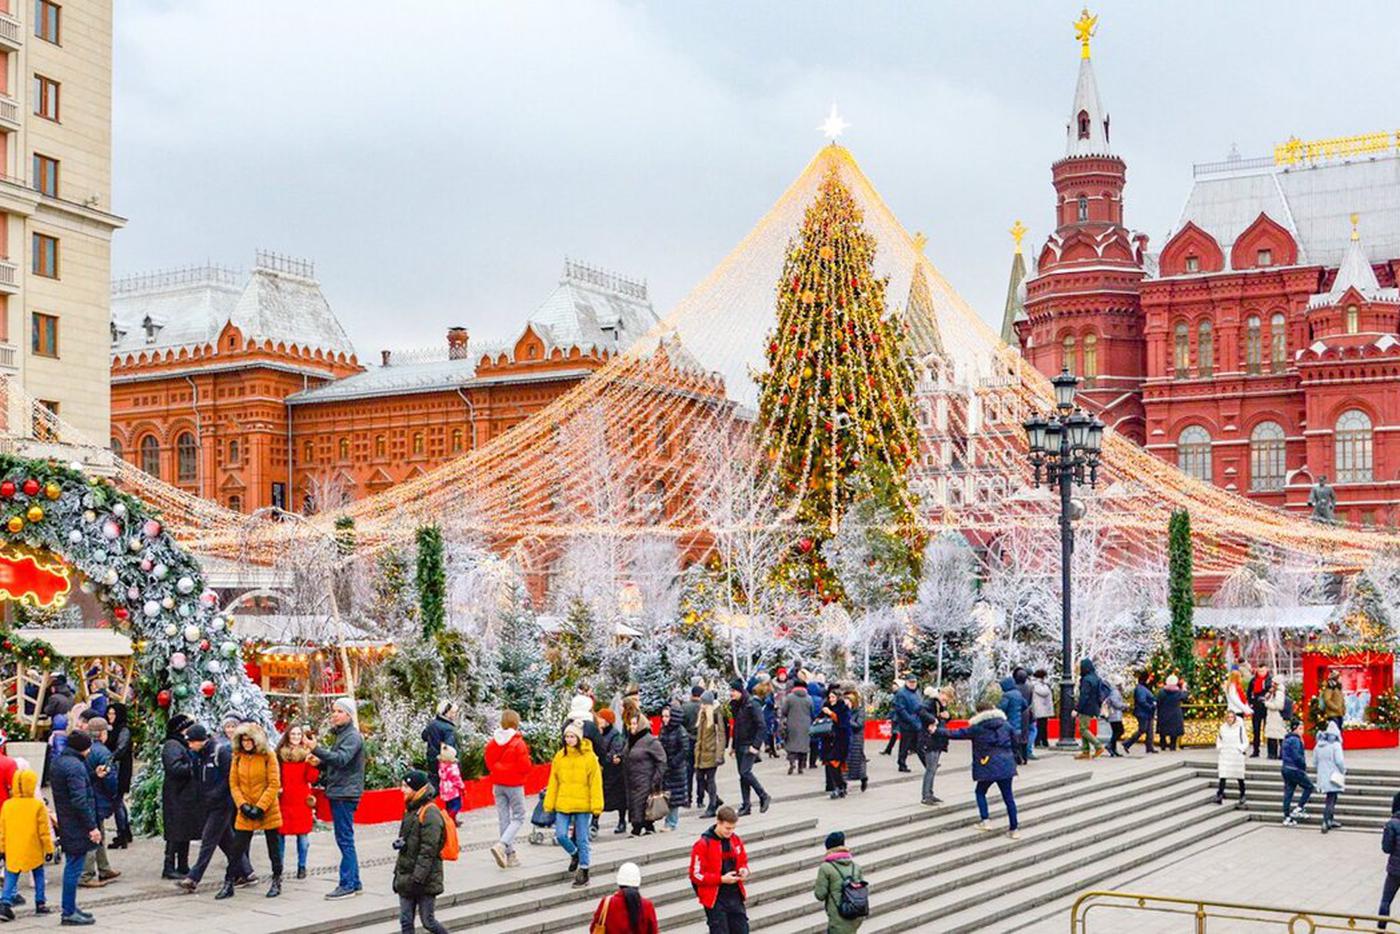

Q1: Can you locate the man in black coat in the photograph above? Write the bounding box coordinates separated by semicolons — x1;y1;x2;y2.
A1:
1246;666;1273;758
1122;672;1158;754
176;724;241;898
728;681;770;817
420;702;459;768
51;730;101;924
681;685;702;807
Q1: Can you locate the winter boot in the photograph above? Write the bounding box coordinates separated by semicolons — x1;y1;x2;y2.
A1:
571;868;590;888
266;876;281;898
1234;797;1247;811
613;815;628;834
568;852;579;874
214;881;235;900
296;866;307;880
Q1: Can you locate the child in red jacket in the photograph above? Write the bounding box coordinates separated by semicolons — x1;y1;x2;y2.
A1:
483;709;532;869
689;805;749;930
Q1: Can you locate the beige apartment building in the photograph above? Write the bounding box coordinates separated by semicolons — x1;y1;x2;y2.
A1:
0;0;122;457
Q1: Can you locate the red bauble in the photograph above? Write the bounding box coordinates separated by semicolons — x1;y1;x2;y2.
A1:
1;641;10;651
0;481;13;499
199;680;216;698
20;479;38;497
798;538;814;554
156;690;171;708
113;606;129;621
199;639;211;652
768;341;778;354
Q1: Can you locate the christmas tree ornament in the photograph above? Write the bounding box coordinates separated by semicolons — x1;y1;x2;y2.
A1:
128;537;143;552
143;519;162;538
140;558;153;572
176;576;194;594
199;680;215;698
164;623;178;637
82;510;96;523
156;689;171;708
21;479;38;497
152;563;168;580
199;639;210;651
113;606;128;621
209;616;225;632
173;683;190;699
126;586;140;600
68;529;82;545
102;569;119;587
183;624;201;643
112;502;127;518
170;652;188;670
143;600;161;618
161;596;175;610
43;482;60;500
4;517;21;534
206;659;222;674
102;520;120;540
220;640;237;658
0;481;13;498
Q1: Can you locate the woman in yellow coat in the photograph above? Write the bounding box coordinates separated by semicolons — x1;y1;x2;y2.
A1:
544;723;603;888
0;769;53;918
229;722;284;898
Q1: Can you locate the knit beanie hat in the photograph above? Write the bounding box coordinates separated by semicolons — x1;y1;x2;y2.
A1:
403;769;430;791
65;731;92;753
691;685;704;698
729;678;745;693
184;724;209;742
701;691;716;704
332;697;357;718
616;862;642;888
438;745;457;762
568;695;594;721
597;708;616;725
824;831;845;850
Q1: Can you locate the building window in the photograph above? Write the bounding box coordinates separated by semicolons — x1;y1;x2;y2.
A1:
1270;312;1286;373
31;234;57;278
1062;334;1076;377
34;1;60;44
228;495;242;513
227;438;239;464
1173;322;1189;378
1249;421;1286;491
1185;255;1200;273
1197;321;1214;378
1346;304;1359;335
1177;426;1212;484
176;431;197;483
338;437;350;461
1335;409;1373;483
30;311;57;357
32;154;58;197
374;434;386;458
32;74;59;121
412;432;424;456
32;399;58;442
451;428;463;453
139;435;160;477
1245;315;1261;375
1256;248;1272;267
302;440;313;463
1076;196;1088;222
110;438;122;460
1077;110;1090;140
1082;333;1097;388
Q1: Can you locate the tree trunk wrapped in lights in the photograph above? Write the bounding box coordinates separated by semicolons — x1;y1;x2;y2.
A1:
753;162;922;604
1166;510;1196;684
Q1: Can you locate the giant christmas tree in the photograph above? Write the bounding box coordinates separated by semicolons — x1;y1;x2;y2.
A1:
754;160;922;603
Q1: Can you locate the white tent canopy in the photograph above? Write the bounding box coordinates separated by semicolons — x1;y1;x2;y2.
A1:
21;628;132;657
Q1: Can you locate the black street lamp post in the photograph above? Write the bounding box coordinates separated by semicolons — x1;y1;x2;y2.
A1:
1023;368;1105;749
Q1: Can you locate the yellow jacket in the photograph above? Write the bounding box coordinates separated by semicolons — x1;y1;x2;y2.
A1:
543;741;603;816
0;770;53;872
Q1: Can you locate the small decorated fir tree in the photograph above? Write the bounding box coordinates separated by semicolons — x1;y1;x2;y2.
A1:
496;581;549;720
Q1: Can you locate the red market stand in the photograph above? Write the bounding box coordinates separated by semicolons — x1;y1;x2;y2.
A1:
1300;647;1398;750
315;763;552;825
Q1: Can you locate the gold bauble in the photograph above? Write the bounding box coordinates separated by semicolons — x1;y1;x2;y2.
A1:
25;505;43;523
5;516;21;533
819;246;834;260
43;482;60;500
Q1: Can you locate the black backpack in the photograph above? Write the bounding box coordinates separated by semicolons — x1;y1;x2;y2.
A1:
835;863;870;920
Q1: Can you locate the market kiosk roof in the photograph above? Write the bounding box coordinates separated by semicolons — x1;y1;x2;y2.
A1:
21;628;133;657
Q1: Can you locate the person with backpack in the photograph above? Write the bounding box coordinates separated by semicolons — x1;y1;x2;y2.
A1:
813;831;866;933
392;769;449;934
590;861;659;934
1073;659;1106;759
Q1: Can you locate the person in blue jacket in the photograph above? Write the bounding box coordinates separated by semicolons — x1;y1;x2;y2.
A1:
1122;672;1157;754
997;676;1028;766
807;673;826;770
946;699;1020;839
1280;719;1314;825
50;730;99;925
892;674;924;773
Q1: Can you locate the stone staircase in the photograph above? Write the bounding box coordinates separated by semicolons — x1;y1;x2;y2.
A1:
1184;758;1400;830
322;761;1248;933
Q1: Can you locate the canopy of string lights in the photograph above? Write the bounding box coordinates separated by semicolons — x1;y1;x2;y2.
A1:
18;143;1398;582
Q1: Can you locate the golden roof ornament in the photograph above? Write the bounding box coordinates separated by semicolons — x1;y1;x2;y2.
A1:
1074;8;1098;60
1010;220;1028;254
912;232;928;254
1351;213;1361;241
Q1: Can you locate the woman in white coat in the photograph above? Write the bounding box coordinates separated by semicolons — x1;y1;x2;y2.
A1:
1263;682;1288;760
1314;721;1346;833
1215;709;1249;808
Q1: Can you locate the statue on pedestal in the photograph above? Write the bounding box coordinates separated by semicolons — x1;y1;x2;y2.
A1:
1308;476;1337;523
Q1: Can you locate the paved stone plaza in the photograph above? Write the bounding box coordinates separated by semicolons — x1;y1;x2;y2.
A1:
3;742;1392;932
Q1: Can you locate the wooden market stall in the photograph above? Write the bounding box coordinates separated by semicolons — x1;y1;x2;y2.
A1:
234;614;393;727
0;628;133;736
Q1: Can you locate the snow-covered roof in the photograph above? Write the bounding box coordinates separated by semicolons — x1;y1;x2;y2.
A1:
1137;605;1337;631
111;253;355;359
1308;227;1399;308
230;613;383;646
1064;57;1112;158
1174;153;1400;270
22;628;132;658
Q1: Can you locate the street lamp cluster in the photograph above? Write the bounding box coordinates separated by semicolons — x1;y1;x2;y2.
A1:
1022;368;1106;748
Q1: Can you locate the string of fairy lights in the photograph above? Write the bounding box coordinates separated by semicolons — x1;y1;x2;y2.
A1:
2;143;1396;588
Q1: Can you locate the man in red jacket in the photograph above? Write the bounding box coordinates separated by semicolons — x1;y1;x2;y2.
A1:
689;805;749;933
483;709;532;870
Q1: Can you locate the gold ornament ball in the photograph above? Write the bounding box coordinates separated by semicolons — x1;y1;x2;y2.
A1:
5;516;21;534
25;505;43;523
819;246;834;260
43;482;60;500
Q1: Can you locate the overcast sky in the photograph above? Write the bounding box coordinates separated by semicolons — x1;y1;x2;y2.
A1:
112;1;1400;359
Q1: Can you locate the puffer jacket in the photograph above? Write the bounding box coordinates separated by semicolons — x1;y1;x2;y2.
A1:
1280;731;1307;773
659;711;689;807
392;783;445;898
782;686;812;751
0;770;53;872
1383;808;1400;875
1075;659;1105;717
892;686;922;732
49;746;96;855
814;848;864;934
311;720;365;801
997;677;1027;737
1315;723;1346;792
597;725;628;813
624;727;667;826
694;704;727;769
484;728;532;787
544;740;603;816
947;708;1017;782
86;740;118;822
1103;684;1126;723
918;696;949;754
1030;679;1055;719
421;716;459;767
230;723;283;831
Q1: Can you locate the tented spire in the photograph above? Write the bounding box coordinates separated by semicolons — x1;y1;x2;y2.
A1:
1065;54;1112;157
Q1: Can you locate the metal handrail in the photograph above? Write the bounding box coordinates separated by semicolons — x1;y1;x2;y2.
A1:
1071;890;1394;932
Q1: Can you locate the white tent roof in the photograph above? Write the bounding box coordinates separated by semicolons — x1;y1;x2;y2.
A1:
22;628;132;657
1137;605;1337;632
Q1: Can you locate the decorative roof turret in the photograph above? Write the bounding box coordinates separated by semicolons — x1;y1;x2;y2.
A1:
1308;215;1398;309
1065;9;1112;158
1000;220;1029;346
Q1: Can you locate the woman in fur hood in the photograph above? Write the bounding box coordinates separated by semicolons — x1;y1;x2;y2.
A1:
946;699;1021;839
229;722;285;898
276;724;319;880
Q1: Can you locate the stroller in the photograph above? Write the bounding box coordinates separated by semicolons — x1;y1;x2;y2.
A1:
528;789;554;845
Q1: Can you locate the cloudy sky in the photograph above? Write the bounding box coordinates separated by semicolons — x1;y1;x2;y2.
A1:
112;1;1400;358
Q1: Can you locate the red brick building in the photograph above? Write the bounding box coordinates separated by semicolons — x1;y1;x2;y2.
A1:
110;254;661;514
1014;31;1400;526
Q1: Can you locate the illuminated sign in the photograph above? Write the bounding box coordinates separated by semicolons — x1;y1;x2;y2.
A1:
0;550;71;606
1274;131;1399;166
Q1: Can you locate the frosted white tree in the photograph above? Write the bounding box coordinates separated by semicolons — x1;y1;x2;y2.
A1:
915;531;980;685
1213;546;1331;671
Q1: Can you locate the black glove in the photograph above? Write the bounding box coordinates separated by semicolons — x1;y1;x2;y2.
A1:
239;803;265;821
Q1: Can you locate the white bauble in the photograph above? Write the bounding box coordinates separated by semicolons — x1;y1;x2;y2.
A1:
112;503;127;518
153;563;169;580
102;569;118;586
183;624;201;643
162;596;175;610
143;600;161;618
176;576;195;595
178;604;193;618
67;529;82;545
205;659;223;674
82;495;94;509
170;651;188;670
101;521;120;540
164;623;178;637
209;616;225;632
126;586;140;601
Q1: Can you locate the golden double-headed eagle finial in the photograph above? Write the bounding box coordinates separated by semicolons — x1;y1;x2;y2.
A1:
1074;8;1098;59
1010;220;1028;254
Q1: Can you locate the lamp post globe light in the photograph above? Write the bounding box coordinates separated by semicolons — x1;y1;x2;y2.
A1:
1022;368;1105;748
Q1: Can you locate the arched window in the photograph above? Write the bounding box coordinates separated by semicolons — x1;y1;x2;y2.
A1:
1270;312;1287;373
1173;322;1189;378
412;432;424;456
140;435;160;477
451;428;463;453
1335;409;1373;483
227;495;242;513
1062;334;1076;376
1177;426;1212;484
176;431;197;483
1082;334;1097;387
338;437;350;461
227;439;239;464
1076;196;1088;222
1245;315;1262;375
110;438;122;460
374;434;386;458
1197;321;1214;378
1077;110;1090;140
1249;421;1286;491
1346;304;1359;334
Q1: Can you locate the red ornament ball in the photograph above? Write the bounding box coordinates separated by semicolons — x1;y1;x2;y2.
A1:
199;680;216;698
1;641;10;651
156;689;171;708
798;538;814;554
199;639;211;652
0;481;13;499
113;607;129;621
20;479;38;497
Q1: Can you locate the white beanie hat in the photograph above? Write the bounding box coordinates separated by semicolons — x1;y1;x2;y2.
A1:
333;697;357;717
616;862;642;888
1165;675;1179;688
568;694;594;720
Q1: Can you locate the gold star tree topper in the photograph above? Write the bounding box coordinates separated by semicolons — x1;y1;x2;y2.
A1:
1074;8;1098;59
818;103;849;142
